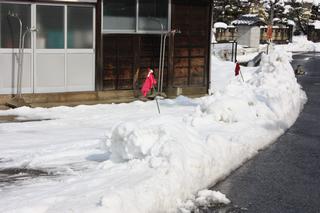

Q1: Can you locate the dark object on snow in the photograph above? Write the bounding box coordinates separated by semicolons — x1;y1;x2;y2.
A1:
295;65;305;75
247;52;263;67
235;61;240;76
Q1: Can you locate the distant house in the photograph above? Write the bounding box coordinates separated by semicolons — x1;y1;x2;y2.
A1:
0;0;213;107
231;14;292;47
260;26;293;44
307;20;320;42
231;14;266;48
213;22;237;43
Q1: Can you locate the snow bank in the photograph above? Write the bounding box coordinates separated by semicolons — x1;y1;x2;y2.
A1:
109;122;169;162
102;49;306;212
0;50;306;213
276;36;320;52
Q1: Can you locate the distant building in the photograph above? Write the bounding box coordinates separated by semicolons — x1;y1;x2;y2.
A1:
260;26;293;44
213;22;237;43
231;14;265;48
307;20;320;42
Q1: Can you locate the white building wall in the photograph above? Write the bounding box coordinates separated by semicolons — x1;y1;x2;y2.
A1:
237;25;261;48
0;3;95;95
236;26;251;47
0;52;33;94
249;26;260;48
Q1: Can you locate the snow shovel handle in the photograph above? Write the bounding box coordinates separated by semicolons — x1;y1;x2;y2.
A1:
240;70;245;82
152;85;161;114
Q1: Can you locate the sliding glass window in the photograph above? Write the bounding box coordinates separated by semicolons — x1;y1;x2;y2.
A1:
0;3;31;48
67;6;93;48
103;0;169;33
138;0;168;31
36;5;64;49
103;0;136;31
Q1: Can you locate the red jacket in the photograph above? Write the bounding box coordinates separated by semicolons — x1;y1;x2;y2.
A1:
235;63;240;76
141;69;157;97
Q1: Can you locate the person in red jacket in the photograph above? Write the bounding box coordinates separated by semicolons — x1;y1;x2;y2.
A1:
141;68;157;97
235;60;240;76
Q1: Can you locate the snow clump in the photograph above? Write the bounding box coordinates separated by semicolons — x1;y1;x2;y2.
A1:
178;190;230;213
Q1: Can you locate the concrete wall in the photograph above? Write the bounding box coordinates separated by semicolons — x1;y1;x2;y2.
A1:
236;25;260;48
249;26;260;48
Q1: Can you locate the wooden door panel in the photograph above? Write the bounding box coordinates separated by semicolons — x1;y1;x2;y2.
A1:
172;0;209;87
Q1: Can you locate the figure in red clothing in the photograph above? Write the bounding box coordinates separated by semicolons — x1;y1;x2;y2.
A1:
141;68;157;97
235;60;240;76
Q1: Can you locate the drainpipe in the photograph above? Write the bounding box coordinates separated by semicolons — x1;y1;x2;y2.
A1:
6;11;31;108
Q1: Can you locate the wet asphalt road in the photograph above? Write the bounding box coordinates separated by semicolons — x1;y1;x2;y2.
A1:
209;52;320;213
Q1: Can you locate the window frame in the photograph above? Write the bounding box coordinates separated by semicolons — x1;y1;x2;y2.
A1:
67;5;94;49
0;2;95;52
0;1;32;49
102;0;171;34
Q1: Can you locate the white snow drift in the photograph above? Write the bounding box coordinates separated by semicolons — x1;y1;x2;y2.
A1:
0;49;306;213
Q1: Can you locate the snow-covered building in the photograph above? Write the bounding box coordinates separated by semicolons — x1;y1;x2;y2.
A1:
232;14;266;48
260;26;293;44
0;0;212;107
213;22;237;43
307;20;320;42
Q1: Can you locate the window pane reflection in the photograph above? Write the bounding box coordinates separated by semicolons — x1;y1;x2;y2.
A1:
138;0;168;31
103;0;136;31
36;5;64;49
67;6;93;49
0;3;31;48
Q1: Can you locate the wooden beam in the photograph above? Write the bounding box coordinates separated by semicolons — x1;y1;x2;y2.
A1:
206;0;213;93
95;0;103;91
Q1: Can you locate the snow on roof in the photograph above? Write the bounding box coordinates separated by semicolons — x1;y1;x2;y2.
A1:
242;14;259;18
287;20;296;26
310;20;320;29
214;22;228;29
231;14;265;26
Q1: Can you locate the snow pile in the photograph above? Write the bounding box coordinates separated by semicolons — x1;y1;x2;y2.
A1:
237;51;259;63
276;36;320;52
0;50;306;213
109;122;169;162
178;190;230;213
209;56;238;92
208;50;305;126
102;49;306;212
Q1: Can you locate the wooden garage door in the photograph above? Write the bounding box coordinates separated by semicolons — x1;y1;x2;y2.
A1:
103;35;134;90
172;0;209;87
103;34;167;90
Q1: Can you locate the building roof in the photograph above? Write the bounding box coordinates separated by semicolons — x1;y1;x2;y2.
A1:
231;14;266;26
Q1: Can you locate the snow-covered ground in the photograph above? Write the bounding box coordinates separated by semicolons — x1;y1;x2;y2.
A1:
276;36;320;52
0;49;306;212
235;36;320;64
